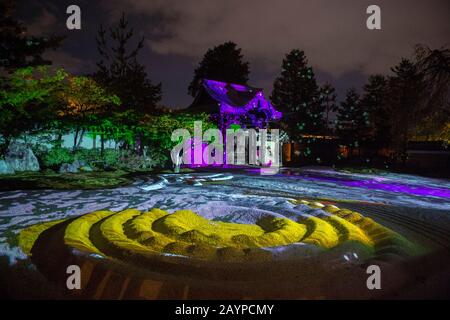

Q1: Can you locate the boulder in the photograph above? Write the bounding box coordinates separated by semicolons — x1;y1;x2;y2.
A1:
0;160;15;174
59;160;91;173
5;141;40;172
59;163;79;173
72;159;87;168
80;165;93;172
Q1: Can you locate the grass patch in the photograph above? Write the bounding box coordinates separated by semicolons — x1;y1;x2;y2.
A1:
0;170;136;190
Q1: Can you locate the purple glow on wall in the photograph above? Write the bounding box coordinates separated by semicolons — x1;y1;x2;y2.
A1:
183;137;223;168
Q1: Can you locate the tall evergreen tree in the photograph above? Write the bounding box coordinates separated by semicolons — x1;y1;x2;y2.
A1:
271;49;324;140
94;13;162;121
94;13;162;154
0;0;63;72
336;88;369;155
385;59;423;160
319;82;338;134
188;42;249;97
360;75;389;148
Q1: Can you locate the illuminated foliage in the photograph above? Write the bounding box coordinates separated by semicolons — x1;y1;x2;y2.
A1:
62;76;120;118
143;112;216;150
0;66;67;140
60;76;120;149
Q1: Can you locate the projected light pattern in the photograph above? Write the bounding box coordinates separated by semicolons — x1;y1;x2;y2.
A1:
344;179;450;198
18;201;419;266
279;169;450;199
1;170;450;265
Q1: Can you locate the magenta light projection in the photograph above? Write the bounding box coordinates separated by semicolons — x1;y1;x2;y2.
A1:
272;169;450;199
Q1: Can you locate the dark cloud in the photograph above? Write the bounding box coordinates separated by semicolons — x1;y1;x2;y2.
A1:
15;0;450;107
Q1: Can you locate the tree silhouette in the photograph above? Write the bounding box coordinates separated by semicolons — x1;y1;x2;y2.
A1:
94;12;162;154
336;88;369;156
360;75;389;148
271;49;324;140
413;45;450;139
94;12;161;121
319;82;338;134
385;59;423;161
0;0;63;72
188;42;249;97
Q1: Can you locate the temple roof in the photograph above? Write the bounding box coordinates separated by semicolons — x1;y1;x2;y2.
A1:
186;79;279;116
185;79;281;129
202;79;262;107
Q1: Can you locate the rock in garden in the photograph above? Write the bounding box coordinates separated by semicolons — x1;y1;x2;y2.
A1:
5;141;40;172
0;160;15;174
80;165;93;172
72;159;86;168
59;160;91;173
59;163;79;173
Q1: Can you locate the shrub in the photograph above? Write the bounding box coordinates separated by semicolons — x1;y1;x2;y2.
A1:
146;146;168;168
41;147;74;168
38;145;168;171
103;149;120;167
73;148;100;163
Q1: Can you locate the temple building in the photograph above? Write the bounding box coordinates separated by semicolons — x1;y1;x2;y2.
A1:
186;79;282;130
185;79;283;167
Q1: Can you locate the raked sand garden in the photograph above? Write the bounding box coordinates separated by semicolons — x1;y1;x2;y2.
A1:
1;167;450;298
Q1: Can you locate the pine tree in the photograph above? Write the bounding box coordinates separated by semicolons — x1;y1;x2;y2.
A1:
0;0;63;72
94;13;162;121
188;42;249;97
336;88;368;155
360;75;389;148
271;49;324;141
385;59;423;161
319;82;338;134
94;13;162;154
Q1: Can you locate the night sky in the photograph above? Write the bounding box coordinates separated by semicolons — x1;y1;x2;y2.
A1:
15;0;450;108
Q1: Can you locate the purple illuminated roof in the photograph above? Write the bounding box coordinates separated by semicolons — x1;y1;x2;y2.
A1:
203;79;260;107
187;79;282;129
